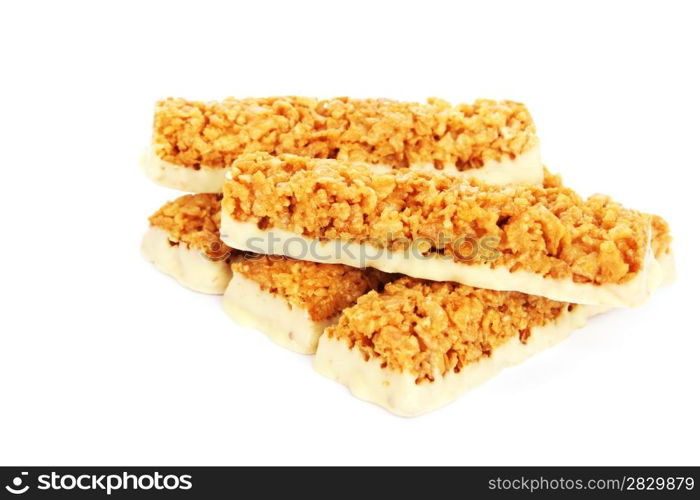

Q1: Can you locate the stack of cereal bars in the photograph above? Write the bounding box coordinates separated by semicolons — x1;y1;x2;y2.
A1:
141;97;673;416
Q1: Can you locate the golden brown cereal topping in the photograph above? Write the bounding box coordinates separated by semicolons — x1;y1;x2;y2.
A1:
148;193;235;261
542;167;671;258
153;96;537;171
231;255;393;322
542;166;563;188
224;153;663;285
325;277;569;383
650;214;672;258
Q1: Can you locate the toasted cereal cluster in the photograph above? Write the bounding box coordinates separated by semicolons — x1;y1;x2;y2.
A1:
230;255;394;321
542;166;563;188
326;277;570;382
149;193;235;261
224;153;662;285
650;215;672;258
542;168;671;259
153;96;537;171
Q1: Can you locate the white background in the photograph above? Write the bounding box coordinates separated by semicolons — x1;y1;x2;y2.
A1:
1;1;698;466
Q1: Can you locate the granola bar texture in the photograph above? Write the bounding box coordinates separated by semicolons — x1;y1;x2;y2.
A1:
230;255;393;322
324;277;571;383
223;153;672;286
148;193;235;261
153;96;537;171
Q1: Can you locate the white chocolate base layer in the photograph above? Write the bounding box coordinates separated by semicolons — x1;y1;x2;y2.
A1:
411;146;542;185
223;272;338;354
141;226;232;294
140;146;543;193
220;213;674;307
314;304;609;416
140;149;226;193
